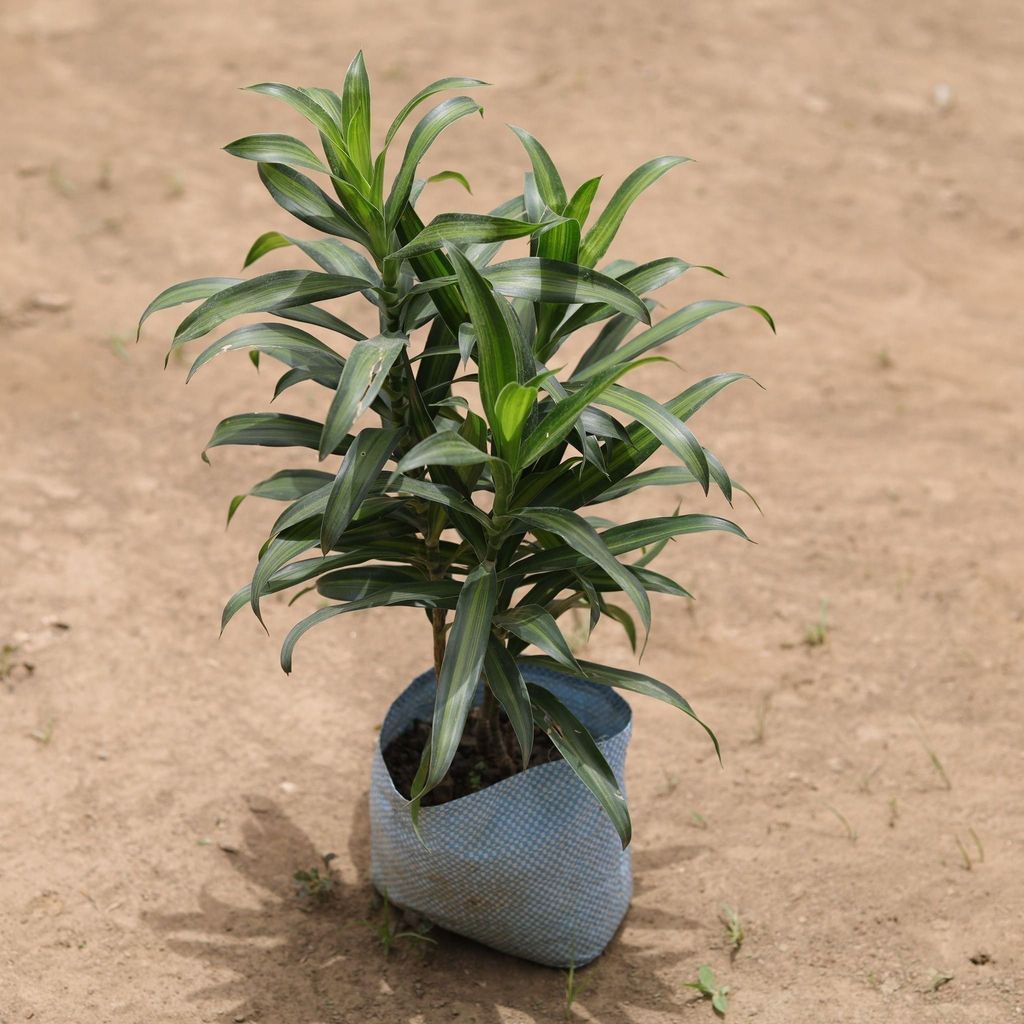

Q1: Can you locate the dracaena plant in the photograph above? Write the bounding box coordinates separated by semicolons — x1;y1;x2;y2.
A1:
139;53;773;847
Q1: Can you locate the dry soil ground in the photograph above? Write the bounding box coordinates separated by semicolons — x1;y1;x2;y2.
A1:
1;1;1022;1022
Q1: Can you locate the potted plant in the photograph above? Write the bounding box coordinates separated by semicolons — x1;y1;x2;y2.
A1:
140;53;772;967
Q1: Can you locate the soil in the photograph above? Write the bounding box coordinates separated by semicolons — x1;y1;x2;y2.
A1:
2;1;1023;1023
383;709;563;805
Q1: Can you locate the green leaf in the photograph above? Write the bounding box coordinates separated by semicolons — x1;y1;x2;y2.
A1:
245;82;347;155
395;431;495;474
505;513;748;579
390;214;551;262
464;194;527;266
318;335;406;459
384;76;489;148
600;603;637;653
225;133;327;173
227;468;334;525
172;270;370;347
390;475;491;530
519;357;662;467
342;51;372;178
563;176;602;227
385;96;483;230
445;244;524;428
202;412;350;462
316;565;430;601
280;581;461;673
483;638;534;767
417;563;498;796
287;236;381;284
426;169;472;193
275;302;367;342
186;322;345;383
595;385;710;493
250;523;322;626
243;231;291;267
512;507;650;635
321;427;403;552
493;381;537;467
495;605;580;672
221;552;364;631
528;684;631;847
558;257;713;342
580;156;691;268
258;162;369;245
572;303;654;375
577;300;775;379
480;258;651;324
508;126;567;210
138;277;240;340
523;656;720;762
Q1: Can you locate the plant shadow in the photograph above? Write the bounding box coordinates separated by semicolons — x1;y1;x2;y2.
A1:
148;795;703;1023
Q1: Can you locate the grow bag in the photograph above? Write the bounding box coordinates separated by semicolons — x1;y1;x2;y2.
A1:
370;662;633;967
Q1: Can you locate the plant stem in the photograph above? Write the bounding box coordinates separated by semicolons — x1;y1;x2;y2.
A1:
479;685;516;776
431;608;446;683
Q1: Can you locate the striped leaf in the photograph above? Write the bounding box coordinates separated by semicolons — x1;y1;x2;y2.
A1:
495;605;580;672
384;76;489;147
385;96;482;229
576;300;775;379
483;638;534;767
186;322;344;383
446;244;524;427
225;133;327;173
258;162;369;245
528;684;631;847
580;156;691;268
390;213;553;262
172;271;369;347
417;563;498;796
512;507;651;635
319;335;406;459
321;427;403;552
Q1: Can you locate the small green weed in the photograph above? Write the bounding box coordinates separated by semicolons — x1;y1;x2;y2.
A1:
292;852;338;904
1;642;34;686
563;960;588;1017
30;717;55;745
913;717;952;790
954;828;984;871
368;890;436;955
803;600;829;647
685;964;728;1017
823;802;857;842
752;694;770;743
720;905;744;957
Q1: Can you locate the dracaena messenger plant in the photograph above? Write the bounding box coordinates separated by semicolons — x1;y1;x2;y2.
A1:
139;53;773;846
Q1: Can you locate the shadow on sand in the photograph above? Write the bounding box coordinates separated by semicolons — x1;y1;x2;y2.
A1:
148;795;705;1023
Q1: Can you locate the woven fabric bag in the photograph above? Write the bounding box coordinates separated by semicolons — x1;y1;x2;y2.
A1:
370;663;633;967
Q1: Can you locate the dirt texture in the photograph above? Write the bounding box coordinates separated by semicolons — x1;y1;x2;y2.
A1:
1;1;1022;1022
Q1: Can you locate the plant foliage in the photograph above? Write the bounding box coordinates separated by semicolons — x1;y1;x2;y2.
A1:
141;53;773;847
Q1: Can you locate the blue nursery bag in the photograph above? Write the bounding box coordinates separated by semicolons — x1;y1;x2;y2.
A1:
369;662;633;967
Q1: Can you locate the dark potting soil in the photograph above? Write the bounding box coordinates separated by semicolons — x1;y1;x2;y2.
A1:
383;707;564;806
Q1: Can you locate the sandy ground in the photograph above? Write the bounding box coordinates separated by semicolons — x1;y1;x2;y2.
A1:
2;0;1023;1021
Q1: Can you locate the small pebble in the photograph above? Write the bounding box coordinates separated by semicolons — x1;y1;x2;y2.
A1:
29;293;72;313
218;842;239;854
932;82;954;111
280;781;297;794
